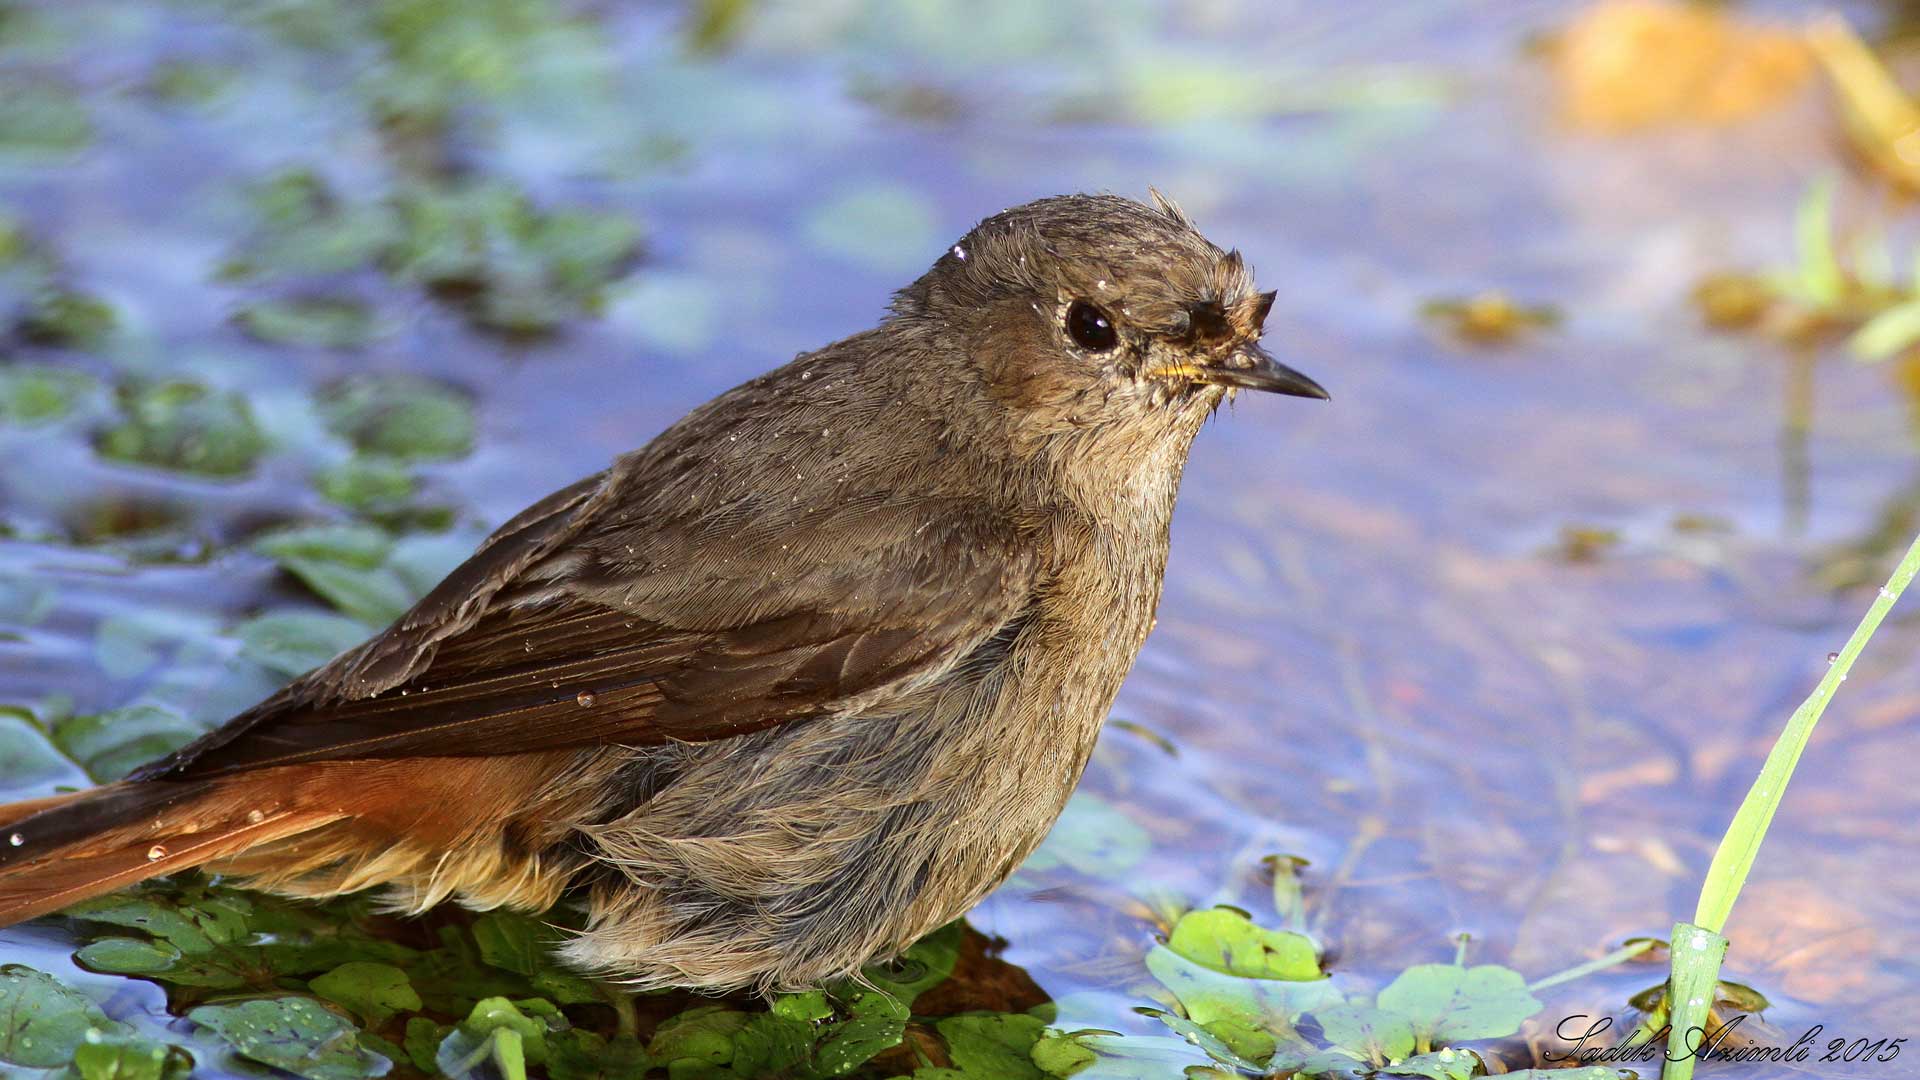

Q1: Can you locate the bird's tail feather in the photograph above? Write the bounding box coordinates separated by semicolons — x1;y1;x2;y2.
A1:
0;778;346;925
0;752;599;927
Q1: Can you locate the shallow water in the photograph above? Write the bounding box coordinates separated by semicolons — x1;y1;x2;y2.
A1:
3;1;1919;1077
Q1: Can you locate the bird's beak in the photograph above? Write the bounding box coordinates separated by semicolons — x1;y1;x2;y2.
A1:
1199;345;1330;400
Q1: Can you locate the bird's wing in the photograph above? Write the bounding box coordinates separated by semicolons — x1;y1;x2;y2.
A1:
137;466;1042;780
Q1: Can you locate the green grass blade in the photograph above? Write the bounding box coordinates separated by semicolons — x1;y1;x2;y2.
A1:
1691;532;1920;932
1660;922;1730;1080
1851;298;1920;361
1795;175;1845;308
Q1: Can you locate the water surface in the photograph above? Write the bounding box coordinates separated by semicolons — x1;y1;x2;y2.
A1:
2;1;1917;1076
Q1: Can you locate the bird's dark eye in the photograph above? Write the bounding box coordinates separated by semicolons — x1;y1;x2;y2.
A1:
1065;300;1118;352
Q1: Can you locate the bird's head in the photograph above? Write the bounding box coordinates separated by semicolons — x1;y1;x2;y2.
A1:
891;191;1327;449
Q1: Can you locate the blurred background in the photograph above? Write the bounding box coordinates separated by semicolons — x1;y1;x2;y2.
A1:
3;1;1920;1077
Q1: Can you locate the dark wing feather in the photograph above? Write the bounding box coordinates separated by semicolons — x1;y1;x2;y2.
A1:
136;470;1040;779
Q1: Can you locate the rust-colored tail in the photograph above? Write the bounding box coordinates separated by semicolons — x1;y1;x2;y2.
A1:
0;753;598;926
0;776;348;924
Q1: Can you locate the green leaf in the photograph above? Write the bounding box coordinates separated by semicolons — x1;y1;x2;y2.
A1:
69;894;222;956
1146;943;1338;1059
188;997;389;1080
0;708;84;792
96;381;269;478
862;920;963;1004
1312;1003;1416;1065
0;78;94;154
1054;1033;1211;1078
403;1016;450;1072
1280;1046;1377;1078
1138;1011;1265;1074
471;912;547;976
1203;1018;1278;1067
225;170;396;281
936;1013;1046;1079
0;572;56;627
147;59;234;103
531;209;645;305
1180;1012;1277;1067
468;912;602;1004
92;617;169;682
729;1013;816;1076
0;964;121;1067
92;609;214;681
386;184;639;333
235;296;388;349
254;524;394;568
1143;947;1260;1028
402;927;530;1016
772;990;835;1024
309;962;421;1027
646;1005;746;1069
278;558;414;626
1374;964;1540;1044
385;185;516;285
1022;794;1151;879
19;288;116;347
1165;907;1320;980
236;610;368;678
803;185;940;275
53;704;204;782
607;272;719;355
808;991;907;1077
75;938;198;981
530;970;605;1007
71;885;416;989
70;1034;195;1080
317;375;475;462
1029;1032;1097;1077
547;1029;650;1080
1381;1046;1479;1080
0;214;21;263
315;457;418;512
0;362;95;425
389;531;481;594
437;997;555;1079
358;1032;407;1072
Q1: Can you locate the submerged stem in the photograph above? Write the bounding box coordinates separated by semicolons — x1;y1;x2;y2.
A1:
1526;938;1657;993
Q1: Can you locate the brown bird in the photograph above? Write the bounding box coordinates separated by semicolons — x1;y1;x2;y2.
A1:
0;192;1325;992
